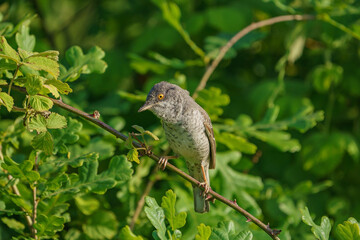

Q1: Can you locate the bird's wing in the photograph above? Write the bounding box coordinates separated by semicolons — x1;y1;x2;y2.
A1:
201;111;216;169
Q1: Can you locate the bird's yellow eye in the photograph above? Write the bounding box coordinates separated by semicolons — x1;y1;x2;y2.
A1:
158;94;164;100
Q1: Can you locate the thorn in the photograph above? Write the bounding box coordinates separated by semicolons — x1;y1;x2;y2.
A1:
246;218;252;222
272;229;282;236
232;199;238;205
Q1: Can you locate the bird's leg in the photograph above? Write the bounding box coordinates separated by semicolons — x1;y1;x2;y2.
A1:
198;165;210;196
158;155;178;170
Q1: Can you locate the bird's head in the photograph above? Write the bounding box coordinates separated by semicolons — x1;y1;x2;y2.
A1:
138;81;187;121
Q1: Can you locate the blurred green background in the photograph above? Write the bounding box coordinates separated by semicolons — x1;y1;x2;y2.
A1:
1;0;360;239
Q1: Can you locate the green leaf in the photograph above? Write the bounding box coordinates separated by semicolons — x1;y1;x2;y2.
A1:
45;79;72;94
216;132;257;154
214;151;263;198
28;114;47;133
210;221;253;240
75;195;100;216
119;225;144;240
301;207;331;240
196;87;230;120
311;64;343;93
127;148;140;164
15;25;35;52
25;75;44;95
161;189;187;230
132;125;145;133
23;52;60;78
129;53;167;74
248;130;301;153
31;131;54;155
61;46;107;82
336;218;360;240
29;95;53;111
144;196;167;240
83;210;118;240
301;132;351;176
84;137;115;161
144;130;160;141
43;155;132;197
152;0;181;28
46;113;67;129
0;36;20;63
34;214;65;236
0;91;14;112
1;217;25;233
196;223;211;240
1;156;40;183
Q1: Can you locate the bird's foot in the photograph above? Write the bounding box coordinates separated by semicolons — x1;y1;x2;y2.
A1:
158;156;177;171
205;194;216;203
198;182;211;197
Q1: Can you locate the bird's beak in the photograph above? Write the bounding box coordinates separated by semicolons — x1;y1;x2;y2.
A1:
138;102;154;112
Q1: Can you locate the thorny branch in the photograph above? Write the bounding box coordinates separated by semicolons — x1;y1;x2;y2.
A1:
12;85;280;239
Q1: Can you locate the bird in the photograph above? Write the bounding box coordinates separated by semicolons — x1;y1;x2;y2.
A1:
138;81;216;213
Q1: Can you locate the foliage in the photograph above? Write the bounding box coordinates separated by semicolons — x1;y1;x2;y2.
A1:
0;0;360;240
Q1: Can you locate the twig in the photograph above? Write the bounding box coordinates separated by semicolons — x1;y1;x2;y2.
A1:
192;14;315;98
7;65;19;95
130;167;160;230
32;153;39;239
0;144;33;230
11;85;281;239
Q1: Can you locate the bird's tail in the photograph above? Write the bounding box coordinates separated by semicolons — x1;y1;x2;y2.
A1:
193;166;210;213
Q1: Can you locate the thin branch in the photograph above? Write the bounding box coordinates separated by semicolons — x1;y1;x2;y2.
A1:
32;153;39;239
11;85;280;239
7;65;19;95
130;167;160;230
0;144;33;230
192;14;315;99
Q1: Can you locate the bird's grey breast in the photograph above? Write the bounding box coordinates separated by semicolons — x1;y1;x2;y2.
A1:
163;108;210;162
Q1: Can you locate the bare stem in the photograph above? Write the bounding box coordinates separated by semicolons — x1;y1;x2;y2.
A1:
0;144;33;231
32;154;39;239
130;167;160;230
7;65;19;95
11;85;281;239
192;14;315;98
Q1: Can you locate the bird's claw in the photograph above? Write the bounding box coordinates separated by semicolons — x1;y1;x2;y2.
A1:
158;157;168;171
198;182;210;196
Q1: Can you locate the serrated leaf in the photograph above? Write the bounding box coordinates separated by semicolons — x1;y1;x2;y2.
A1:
127;149;140;164
61;46;107;82
301;207;331;240
196;223;211;240
0;91;14;112
216;132;257;154
144;196;167;240
43;155;132;197
28;114;47;133
144;130;159;140
1;217;25;233
31;131;53;155
119;225;144;240
210;221;253;240
83;210;118;240
34;214;65;236
0;36;20;63
43;83;60;98
15;25;35;52
46;113;67;129
1;156;40;183
336;218;360;240
24;54;60;78
45;79;72;94
25;75;44;95
29;95;53;111
161;189;187;230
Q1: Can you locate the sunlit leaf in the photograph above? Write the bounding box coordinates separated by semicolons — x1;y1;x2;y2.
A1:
336;218;360;240
301;207;331;240
29;95;53;111
0;36;20;63
0;91;14;112
144;196;167;240
161;189;187;230
31;131;54;155
196;223;211;240
119;225;144;240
